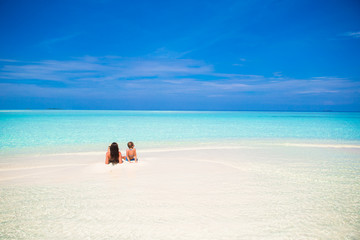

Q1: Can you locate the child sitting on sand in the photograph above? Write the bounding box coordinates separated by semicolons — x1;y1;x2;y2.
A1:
126;141;138;162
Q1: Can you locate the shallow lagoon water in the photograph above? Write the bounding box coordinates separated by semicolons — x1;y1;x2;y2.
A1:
0;110;359;155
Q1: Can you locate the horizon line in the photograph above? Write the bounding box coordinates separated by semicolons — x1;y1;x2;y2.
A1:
1;109;359;113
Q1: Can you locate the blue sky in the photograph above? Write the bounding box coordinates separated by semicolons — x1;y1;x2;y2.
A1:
0;0;359;111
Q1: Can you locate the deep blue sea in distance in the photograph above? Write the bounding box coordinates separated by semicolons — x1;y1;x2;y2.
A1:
1;110;359;155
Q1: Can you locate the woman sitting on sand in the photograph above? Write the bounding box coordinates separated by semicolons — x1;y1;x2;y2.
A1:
105;142;123;165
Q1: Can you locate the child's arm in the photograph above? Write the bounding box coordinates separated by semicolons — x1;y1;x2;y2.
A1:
134;149;138;162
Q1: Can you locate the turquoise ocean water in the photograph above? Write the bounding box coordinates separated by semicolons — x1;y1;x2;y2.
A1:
1;111;360;239
1;110;360;155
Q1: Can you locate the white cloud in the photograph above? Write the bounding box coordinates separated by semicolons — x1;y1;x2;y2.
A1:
1;56;359;99
343;31;360;38
0;56;214;83
38;33;82;46
296;90;339;94
0;59;18;62
273;72;283;77
203;82;249;90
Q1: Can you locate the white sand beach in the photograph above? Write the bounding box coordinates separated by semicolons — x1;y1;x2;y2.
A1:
1;141;359;239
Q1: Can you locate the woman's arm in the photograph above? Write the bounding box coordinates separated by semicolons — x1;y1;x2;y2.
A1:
105;151;110;164
119;152;123;163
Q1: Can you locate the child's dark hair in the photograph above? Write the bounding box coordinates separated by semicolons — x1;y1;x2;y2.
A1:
127;141;134;149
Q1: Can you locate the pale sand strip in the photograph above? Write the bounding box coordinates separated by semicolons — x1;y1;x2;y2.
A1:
277;143;360;148
1;142;359;183
1;141;359;180
2;141;358;160
0;163;88;172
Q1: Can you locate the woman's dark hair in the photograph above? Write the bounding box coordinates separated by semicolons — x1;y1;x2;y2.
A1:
109;142;119;164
